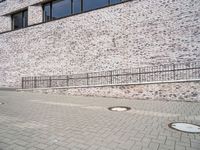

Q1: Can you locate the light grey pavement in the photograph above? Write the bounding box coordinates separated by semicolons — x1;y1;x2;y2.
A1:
0;91;200;150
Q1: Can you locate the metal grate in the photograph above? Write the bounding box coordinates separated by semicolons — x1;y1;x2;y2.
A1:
22;61;200;89
168;122;200;133
108;106;131;112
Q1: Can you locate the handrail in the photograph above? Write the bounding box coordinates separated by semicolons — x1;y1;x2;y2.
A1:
22;61;200;89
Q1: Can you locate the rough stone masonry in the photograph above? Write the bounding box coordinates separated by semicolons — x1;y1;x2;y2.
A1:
0;0;200;101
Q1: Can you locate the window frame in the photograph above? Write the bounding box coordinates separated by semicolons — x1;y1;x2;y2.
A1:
43;2;52;22
83;0;110;12
52;0;72;20
72;0;82;14
0;0;130;34
11;9;28;30
42;0;126;22
43;0;73;22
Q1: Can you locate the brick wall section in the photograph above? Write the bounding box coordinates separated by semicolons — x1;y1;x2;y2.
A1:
28;5;43;26
0;0;42;15
20;81;200;102
0;15;11;32
0;0;43;32
0;0;200;88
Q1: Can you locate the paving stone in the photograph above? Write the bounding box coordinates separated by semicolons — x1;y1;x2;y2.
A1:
148;142;159;150
175;145;186;150
0;91;200;150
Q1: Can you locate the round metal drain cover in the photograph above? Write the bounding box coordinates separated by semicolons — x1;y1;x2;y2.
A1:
108;106;131;112
169;122;200;133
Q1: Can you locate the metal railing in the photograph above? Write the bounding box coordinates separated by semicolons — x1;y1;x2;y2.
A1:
22;61;200;89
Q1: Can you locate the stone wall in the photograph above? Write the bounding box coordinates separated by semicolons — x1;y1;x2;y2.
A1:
0;0;39;32
0;0;43;15
28;5;43;26
0;15;11;32
0;0;200;88
19;81;200;102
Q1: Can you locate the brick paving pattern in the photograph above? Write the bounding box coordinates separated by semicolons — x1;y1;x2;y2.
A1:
0;91;200;150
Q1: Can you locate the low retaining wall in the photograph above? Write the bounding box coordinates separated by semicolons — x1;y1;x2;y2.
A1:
19;80;200;102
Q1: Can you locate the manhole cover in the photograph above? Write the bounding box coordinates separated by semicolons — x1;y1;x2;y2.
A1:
108;106;131;112
168;122;200;133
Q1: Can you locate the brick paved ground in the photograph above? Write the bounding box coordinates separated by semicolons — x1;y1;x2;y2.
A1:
0;91;200;150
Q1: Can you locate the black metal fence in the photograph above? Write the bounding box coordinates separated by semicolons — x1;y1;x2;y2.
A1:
22;61;200;89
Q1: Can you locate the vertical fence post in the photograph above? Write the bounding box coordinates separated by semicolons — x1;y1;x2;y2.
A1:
173;64;176;80
49;77;52;87
110;71;113;84
22;77;24;89
34;77;37;88
66;75;69;86
86;73;89;85
138;68;141;82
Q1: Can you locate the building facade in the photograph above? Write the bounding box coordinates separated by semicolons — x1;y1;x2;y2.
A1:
0;0;200;88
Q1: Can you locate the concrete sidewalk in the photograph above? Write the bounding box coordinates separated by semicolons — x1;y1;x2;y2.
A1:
0;91;200;150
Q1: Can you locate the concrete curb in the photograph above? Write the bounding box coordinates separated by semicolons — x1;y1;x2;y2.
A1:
0;88;17;91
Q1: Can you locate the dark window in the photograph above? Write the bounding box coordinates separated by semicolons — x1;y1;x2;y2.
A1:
23;10;28;27
43;3;51;22
52;0;71;19
12;13;23;30
83;0;109;11
110;0;122;4
73;0;81;14
12;10;28;30
43;0;128;22
43;0;72;22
